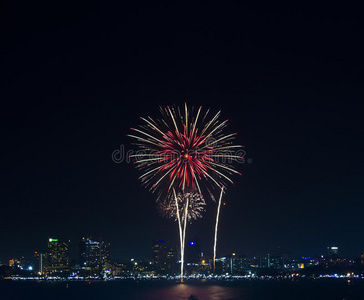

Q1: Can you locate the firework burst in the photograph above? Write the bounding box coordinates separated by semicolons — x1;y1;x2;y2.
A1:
159;192;206;223
128;103;243;201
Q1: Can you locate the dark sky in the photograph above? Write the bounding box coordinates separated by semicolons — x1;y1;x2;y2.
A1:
1;2;363;263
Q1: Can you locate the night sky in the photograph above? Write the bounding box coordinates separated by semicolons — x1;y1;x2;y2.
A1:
1;2;363;263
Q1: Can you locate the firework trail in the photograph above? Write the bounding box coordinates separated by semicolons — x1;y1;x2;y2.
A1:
213;187;224;273
173;189;184;280
159;191;205;280
129;103;242;279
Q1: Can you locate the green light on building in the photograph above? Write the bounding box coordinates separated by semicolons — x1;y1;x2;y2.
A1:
49;238;58;242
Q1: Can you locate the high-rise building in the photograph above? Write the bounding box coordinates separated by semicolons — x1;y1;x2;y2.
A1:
253;254;283;269
34;252;48;275
79;237;111;277
236;255;248;272
185;236;201;264
151;239;177;275
219;254;248;275
151;239;168;274
47;238;70;275
327;246;339;258
269;254;283;269
166;245;177;274
257;255;269;268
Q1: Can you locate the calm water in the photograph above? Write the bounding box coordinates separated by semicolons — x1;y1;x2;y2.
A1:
1;279;364;300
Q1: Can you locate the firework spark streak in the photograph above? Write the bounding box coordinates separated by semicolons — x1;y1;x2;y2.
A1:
172;189;184;281
159;192;206;222
182;196;188;282
128;103;243;201
159;191;205;281
213;187;224;273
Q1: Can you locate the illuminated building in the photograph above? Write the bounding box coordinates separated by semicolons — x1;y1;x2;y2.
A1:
100;240;111;273
302;257;319;268
9;259;18;267
8;257;27;269
151;239;167;274
361;253;364;265
320;246;340;267
132;260;152;276
258;256;269;268
113;262;130;277
185;237;202;275
236;255;248;272
327;246;339;258
218;254;248;275
185;236;200;264
34;252;48;275
252;254;283;269
151;239;176;275
79;237;111;277
47;238;70;275
166;245;177;273
197;253;211;274
269;254;283;269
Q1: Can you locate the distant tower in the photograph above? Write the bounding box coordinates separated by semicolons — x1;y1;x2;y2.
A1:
151;239;168;274
47;238;70;275
100;240;111;271
34;252;48;275
327;246;339;258
79;237;111;276
185;236;201;264
268;253;284;269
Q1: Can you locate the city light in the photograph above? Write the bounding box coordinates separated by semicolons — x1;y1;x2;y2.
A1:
5;237;363;282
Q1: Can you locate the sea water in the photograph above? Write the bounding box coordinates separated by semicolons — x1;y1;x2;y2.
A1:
1;278;364;300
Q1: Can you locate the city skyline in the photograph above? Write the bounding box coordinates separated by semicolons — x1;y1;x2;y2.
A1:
3;235;364;280
1;235;362;266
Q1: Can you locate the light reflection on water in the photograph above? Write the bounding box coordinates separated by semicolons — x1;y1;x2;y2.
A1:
2;279;364;300
143;282;249;300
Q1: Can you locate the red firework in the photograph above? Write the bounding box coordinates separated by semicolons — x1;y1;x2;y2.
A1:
128;103;243;200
